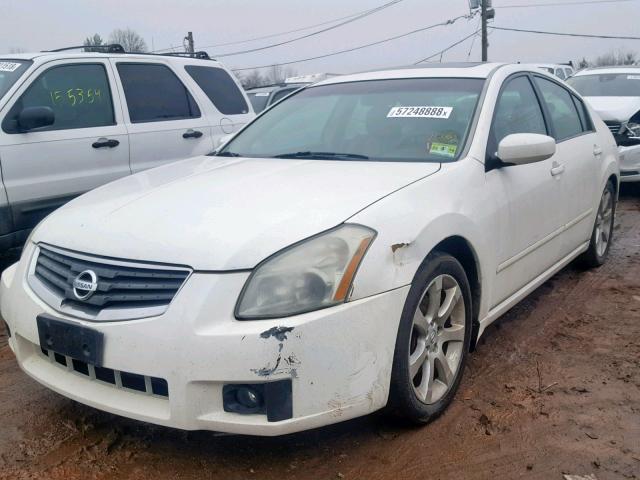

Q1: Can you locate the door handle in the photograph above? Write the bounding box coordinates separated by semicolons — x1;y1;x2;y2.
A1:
183;129;203;139
92;138;120;149
550;162;565;176
593;145;603;156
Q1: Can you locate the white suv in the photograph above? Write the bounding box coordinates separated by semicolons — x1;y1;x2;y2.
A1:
0;46;254;250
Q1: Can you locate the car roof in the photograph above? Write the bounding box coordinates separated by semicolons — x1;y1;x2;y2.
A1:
573;66;640;76
315;62;507;86
246;83;306;94
0;51;226;68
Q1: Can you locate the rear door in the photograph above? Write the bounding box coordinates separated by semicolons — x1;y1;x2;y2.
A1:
0;59;130;233
532;75;600;255
112;60;213;173
183;64;253;148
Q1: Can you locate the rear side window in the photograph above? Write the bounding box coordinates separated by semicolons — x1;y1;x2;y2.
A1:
555;68;566;80
3;63;114;133
184;65;249;115
571;95;593;132
490;75;547;152
117;63;200;123
534;76;583;141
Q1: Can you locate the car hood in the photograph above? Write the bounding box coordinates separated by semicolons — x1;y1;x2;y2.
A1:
583;96;640;122
34;156;441;270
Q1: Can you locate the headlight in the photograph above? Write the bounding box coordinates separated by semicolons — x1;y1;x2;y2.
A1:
626;122;640;138
236;224;376;319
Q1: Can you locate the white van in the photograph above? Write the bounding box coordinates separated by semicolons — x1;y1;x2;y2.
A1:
0;46;254;249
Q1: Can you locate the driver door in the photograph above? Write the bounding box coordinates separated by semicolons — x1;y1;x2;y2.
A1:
0;59;130;233
486;74;565;307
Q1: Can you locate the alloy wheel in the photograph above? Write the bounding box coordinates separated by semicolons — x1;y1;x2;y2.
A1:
594;188;614;257
408;274;466;405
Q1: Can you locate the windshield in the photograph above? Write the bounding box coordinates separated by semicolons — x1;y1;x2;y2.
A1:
0;60;31;99
219;78;485;163
568;73;640;97
247;92;271;113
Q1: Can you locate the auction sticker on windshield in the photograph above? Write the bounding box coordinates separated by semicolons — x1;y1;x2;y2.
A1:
430;142;457;158
388;106;453;119
0;62;21;72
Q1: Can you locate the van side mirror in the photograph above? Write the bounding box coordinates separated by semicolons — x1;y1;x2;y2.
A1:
497;133;556;166
17;106;55;132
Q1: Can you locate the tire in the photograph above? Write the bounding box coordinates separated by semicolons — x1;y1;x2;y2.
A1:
578;180;616;269
387;251;472;423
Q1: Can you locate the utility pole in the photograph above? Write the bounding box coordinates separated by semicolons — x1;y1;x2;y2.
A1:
481;0;488;62
185;32;195;55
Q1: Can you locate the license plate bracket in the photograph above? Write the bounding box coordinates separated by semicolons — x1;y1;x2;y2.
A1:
36;315;104;366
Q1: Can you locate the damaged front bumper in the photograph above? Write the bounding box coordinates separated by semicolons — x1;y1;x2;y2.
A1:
0;243;409;436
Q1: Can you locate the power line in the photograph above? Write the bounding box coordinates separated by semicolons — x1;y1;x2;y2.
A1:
496;0;635;7
232;13;476;72
414;30;482;64
211;0;404;57
153;1;405;52
490;26;640;39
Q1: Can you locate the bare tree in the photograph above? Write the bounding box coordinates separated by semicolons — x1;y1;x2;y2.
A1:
109;28;147;53
83;34;104;52
264;65;298;85
239;70;266;89
593;49;638;67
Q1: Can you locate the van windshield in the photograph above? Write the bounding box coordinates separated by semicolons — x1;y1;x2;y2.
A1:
219;78;485;163
568;73;640;97
0;60;31;100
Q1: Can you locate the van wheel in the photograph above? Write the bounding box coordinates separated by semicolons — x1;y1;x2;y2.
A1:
387;252;472;423
579;181;616;268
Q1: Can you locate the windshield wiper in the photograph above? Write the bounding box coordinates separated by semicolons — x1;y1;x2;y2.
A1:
216;151;241;157
273;151;369;160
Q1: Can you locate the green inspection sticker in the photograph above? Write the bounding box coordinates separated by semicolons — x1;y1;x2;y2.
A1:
430;142;458;158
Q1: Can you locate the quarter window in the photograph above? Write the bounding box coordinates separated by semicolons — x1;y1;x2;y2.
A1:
184;65;249;115
117;63;200;123
490;76;547;153
534;77;583;141
3;63;114;133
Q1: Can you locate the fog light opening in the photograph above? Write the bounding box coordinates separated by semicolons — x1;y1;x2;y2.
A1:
236;386;262;410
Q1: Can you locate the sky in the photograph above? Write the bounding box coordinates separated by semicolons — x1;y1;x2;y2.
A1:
2;0;639;78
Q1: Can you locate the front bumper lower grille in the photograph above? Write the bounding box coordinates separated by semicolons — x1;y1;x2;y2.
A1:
29;244;191;321
40;346;169;397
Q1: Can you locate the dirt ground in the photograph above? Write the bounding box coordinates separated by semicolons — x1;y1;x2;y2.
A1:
0;186;639;480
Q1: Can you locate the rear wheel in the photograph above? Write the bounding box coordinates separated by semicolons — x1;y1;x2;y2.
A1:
388;252;472;423
579;181;616;268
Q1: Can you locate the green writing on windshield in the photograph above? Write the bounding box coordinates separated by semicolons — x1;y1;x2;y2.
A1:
49;88;103;107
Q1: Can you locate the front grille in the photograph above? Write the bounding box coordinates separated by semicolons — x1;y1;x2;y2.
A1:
604;121;622;135
41;346;169;397
31;245;190;319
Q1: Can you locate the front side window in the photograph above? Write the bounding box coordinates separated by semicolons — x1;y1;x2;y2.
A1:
535;76;583;141
117;63;200;123
2;63;114;133
490;75;547;154
219;78;485;163
184;65;249;115
567;73;640;97
0;59;32;99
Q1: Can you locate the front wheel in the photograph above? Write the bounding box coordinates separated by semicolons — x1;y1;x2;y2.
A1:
387;252;472;423
578;181;616;268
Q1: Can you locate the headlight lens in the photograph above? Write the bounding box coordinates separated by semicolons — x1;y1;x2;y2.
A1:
626;122;640;137
236;224;376;319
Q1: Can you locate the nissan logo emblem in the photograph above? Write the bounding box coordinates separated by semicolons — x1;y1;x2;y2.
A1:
72;270;98;300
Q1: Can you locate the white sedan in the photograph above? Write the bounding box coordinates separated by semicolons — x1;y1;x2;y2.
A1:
0;63;619;436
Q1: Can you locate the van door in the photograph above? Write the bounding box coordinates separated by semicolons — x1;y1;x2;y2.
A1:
112;61;213;173
0;59;130;235
182;64;254;148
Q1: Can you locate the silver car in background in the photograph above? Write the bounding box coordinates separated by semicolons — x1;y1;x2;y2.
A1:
568;67;640;182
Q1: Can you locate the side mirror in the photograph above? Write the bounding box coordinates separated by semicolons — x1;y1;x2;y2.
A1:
17;106;55;132
497;133;556;166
